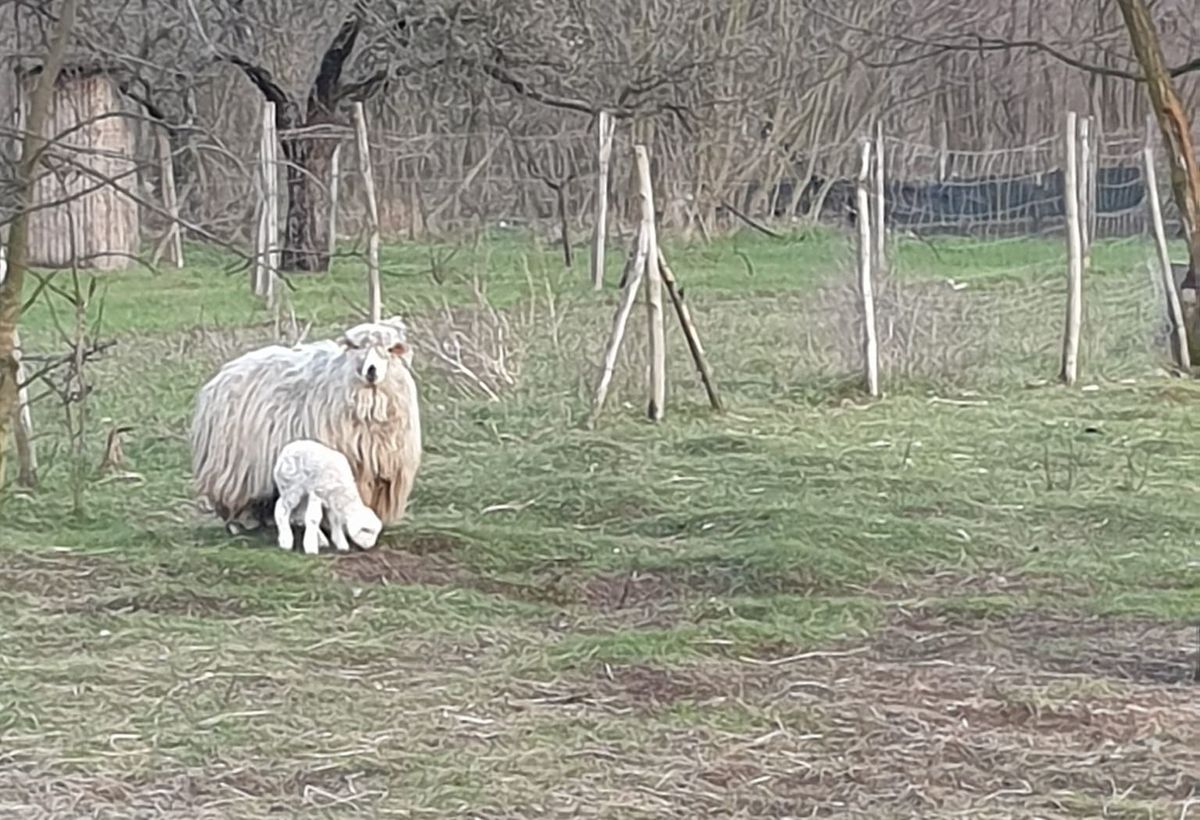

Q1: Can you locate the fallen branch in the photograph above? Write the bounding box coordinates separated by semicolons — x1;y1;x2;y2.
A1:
719;200;785;239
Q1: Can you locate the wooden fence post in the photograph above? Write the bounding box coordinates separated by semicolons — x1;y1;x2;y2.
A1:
1144;131;1191;370
1087;115;1099;246
872;121;887;275
254;101;279;305
591;111;615;291
252;103;269;296
1061;111;1084;386
354;103;382;322
856;139;880;398
1078;115;1093;269
937;121;949;182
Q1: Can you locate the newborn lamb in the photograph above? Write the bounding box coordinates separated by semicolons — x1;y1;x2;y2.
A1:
273;439;383;555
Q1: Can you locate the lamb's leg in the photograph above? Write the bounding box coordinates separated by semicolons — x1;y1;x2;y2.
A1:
274;490;301;551
328;512;352;553
291;509;331;547
301;494;324;556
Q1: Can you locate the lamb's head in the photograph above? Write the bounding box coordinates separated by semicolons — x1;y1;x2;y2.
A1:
345;502;383;549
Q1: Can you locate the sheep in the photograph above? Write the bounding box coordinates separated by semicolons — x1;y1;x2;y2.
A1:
190;315;422;534
273;439;382;554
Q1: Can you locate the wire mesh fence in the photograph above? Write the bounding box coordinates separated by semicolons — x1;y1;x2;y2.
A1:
5;94;1182;397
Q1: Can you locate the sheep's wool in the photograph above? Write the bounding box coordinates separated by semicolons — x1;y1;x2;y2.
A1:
190;317;421;527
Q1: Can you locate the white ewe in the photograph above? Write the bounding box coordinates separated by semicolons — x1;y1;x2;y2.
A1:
273;439;382;554
190;316;422;533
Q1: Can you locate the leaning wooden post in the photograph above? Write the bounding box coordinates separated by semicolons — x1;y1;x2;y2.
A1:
1144;129;1191;370
0;245;36;487
591;227;649;422
872;121;887;275
156;126;184;268
354;102;382;323
635;145;666;421
328;141;342;265
657;247;723;412
1061;111;1084;386
591;111;616;291
856;139;881;398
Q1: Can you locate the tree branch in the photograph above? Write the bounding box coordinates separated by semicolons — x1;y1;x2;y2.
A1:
223;54;289;105
866;32;1200;82
313;15;362;112
809;5;1200;82
481;60;617;117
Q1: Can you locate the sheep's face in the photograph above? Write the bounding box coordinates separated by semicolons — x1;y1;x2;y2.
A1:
337;317;414;389
346;505;383;549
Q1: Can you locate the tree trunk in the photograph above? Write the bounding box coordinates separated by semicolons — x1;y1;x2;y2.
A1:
280;130;336;272
1115;0;1200;361
0;0;78;491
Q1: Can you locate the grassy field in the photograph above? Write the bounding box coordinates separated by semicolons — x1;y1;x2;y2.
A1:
2;228;1199;817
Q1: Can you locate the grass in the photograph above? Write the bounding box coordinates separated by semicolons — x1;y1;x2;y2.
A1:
2;227;1199;816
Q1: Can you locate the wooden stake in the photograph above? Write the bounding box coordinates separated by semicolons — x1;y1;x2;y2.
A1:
1144;134;1191;369
590;111;615;291
1061;111;1084;386
635;145;666;421
328;141;341;264
591;227;649;421
657;247;722;412
355;102;382;323
1078;115;1092;267
252;104;269;296
257;101;279;306
872;121;887;275
856;139;880;398
157;127;183;268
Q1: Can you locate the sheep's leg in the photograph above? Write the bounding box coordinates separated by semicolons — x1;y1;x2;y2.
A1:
301;494;325;555
274;490;302;551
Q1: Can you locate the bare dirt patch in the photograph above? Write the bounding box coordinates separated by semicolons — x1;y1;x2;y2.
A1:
0;551;120;601
54;588;250;618
662;609;1200;816
876;607;1197;685
332;547;462;587
579;569;694;611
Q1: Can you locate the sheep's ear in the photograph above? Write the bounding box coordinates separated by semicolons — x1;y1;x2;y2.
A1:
389;343;414;365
